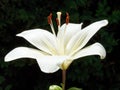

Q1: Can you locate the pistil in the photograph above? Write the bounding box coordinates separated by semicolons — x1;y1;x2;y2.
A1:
57;12;62;31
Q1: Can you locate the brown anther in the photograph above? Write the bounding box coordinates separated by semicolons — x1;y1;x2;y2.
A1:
49;13;52;18
66;12;69;17
47;13;52;24
66;12;69;24
47;16;51;24
56;18;59;26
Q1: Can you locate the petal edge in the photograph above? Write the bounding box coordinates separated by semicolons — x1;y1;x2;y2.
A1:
5;47;47;62
72;43;106;60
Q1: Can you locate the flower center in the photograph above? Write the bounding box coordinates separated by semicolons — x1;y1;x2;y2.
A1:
47;12;70;55
47;12;69;35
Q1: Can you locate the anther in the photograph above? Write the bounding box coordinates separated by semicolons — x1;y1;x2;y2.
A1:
47;13;56;36
47;13;52;24
56;18;59;26
66;12;69;24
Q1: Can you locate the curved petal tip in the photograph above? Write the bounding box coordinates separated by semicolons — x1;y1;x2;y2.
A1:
101;20;108;26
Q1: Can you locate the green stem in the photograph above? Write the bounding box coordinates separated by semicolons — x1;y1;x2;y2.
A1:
62;70;66;90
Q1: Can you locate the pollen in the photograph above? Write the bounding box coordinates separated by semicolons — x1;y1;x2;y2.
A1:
66;12;69;24
56;18;59;26
47;13;52;24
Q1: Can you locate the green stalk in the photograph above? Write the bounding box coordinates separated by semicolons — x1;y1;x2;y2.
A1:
62;70;66;90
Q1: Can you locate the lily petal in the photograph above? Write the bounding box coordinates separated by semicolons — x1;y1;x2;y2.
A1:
17;29;57;55
58;23;83;43
72;43;106;60
36;56;68;73
59;23;83;37
57;23;83;54
4;47;68;73
5;47;47;62
66;20;108;55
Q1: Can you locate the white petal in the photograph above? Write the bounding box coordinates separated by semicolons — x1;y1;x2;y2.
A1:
58;23;83;42
4;47;68;73
66;20;108;55
5;47;47;62
57;23;83;54
60;23;83;35
36;56;68;73
72;43;106;60
17;29;57;55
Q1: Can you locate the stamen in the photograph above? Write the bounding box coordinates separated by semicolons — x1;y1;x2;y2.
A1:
66;12;69;25
49;13;52;17
56;18;59;26
47;13;52;24
47;13;56;36
47;16;51;24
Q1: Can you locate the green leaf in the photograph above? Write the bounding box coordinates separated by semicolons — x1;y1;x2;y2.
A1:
0;76;5;84
49;85;62;90
5;85;12;90
0;87;3;90
68;87;82;90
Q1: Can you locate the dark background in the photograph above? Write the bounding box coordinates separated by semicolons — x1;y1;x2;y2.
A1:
0;0;120;90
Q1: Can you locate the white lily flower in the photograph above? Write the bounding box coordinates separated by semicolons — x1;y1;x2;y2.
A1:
4;12;108;73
